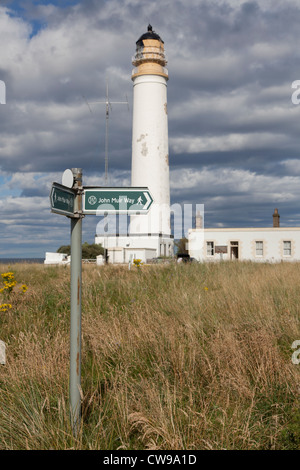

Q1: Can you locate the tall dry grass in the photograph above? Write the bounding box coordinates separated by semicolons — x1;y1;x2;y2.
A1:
0;261;299;449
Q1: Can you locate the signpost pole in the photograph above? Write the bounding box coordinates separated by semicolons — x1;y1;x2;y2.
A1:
69;168;83;436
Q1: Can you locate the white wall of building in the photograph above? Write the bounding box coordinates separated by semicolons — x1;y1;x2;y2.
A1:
188;227;300;262
95;234;173;263
44;252;70;265
107;247;157;264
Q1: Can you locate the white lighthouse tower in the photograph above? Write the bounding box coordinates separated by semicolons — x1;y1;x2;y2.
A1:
95;25;173;262
129;25;173;257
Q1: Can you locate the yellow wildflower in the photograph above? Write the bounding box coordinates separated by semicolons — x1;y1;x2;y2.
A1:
0;304;12;312
133;259;143;267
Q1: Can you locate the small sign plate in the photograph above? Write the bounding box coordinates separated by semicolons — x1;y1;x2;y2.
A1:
83;187;154;214
50;182;76;217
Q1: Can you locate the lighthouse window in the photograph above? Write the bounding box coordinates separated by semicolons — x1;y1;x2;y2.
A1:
283;241;291;256
255;241;263;256
206;241;214;256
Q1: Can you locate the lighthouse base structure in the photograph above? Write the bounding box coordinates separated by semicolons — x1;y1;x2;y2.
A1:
94;234;174;264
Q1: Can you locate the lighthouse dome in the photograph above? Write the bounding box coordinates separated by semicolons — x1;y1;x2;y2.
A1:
132;24;168;79
136;24;164;46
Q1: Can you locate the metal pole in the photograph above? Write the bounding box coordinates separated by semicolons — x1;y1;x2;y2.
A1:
69;168;83;436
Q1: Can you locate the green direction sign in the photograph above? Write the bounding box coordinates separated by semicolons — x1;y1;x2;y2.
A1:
50;182;76;217
83;187;153;214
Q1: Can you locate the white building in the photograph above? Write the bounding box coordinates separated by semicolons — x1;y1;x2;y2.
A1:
44;252;70;265
95;25;173;263
188;209;300;263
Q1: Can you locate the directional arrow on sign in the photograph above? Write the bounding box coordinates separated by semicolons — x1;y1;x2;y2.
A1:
82;187;154;214
143;191;152;211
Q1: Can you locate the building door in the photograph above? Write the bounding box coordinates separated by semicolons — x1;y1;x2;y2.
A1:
230;241;239;260
160;244;166;256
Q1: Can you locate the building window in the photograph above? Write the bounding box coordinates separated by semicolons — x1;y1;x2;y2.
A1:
230;241;239;260
283;241;291;256
255;241;263;256
206;241;214;256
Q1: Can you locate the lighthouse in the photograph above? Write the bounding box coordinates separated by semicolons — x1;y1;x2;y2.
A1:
95;25;173;262
129;25;173;257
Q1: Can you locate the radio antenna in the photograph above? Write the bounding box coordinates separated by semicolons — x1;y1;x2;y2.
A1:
84;78;129;185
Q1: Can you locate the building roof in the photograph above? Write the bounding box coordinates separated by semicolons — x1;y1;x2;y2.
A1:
189;227;300;232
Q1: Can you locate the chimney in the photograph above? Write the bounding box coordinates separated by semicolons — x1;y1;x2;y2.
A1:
195;210;203;229
273;208;280;227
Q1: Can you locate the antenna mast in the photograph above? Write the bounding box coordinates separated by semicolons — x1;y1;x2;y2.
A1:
85;79;129;184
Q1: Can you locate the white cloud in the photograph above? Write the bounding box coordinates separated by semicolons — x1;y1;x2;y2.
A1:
280;159;300;176
170;132;291;154
170;167;300;204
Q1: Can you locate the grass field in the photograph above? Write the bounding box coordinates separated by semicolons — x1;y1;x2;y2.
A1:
0;261;299;450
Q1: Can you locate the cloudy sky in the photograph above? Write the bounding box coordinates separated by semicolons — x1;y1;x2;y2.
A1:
1;0;300;258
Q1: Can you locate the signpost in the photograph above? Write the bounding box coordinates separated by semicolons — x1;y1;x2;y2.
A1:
83;187;153;214
50;171;83;436
50;171;154;436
